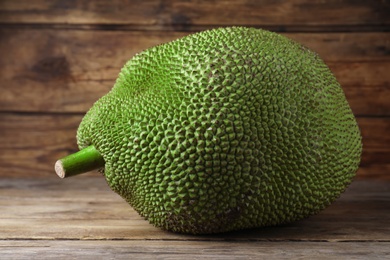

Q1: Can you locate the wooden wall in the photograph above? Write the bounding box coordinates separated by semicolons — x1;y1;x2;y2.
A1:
0;0;389;179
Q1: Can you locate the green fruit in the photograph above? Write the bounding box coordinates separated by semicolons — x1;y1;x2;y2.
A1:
56;27;362;234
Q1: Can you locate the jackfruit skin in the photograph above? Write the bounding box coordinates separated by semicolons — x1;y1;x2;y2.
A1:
77;27;362;234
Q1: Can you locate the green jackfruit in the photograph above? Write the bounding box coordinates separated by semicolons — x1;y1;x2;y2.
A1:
56;27;362;234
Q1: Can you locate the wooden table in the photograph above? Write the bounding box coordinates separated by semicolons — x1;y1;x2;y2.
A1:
1;176;388;259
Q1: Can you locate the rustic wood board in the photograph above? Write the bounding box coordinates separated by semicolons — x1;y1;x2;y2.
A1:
0;0;388;31
0;177;389;241
1;241;389;259
0;177;388;258
0;29;389;115
0;0;388;181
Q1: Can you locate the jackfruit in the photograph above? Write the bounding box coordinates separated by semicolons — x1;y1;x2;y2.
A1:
55;27;362;234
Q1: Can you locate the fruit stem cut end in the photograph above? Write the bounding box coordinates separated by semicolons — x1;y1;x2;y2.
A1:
54;145;105;178
55;160;66;178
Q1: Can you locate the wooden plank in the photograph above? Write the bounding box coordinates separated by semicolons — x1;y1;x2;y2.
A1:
358;118;390;179
0;178;389;242
0;113;80;177
0;0;388;31
0;28;389;114
0;113;388;179
332;62;390;116
0;240;389;259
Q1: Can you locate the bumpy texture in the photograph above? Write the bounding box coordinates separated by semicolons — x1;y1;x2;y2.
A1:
77;27;362;234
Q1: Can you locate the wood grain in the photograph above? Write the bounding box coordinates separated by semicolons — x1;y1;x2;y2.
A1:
1;29;389;115
0;0;388;31
0;178;389;241
0;178;388;258
1;240;389;259
0;1;387;183
0;113;388;179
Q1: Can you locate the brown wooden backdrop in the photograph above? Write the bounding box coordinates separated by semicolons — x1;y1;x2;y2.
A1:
0;0;389;179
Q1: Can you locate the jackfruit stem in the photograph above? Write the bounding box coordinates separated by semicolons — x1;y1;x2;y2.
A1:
54;145;105;178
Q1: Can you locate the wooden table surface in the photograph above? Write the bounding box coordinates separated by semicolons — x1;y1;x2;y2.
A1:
1;176;388;259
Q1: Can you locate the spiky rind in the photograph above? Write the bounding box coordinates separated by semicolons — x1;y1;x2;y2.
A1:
77;27;362;234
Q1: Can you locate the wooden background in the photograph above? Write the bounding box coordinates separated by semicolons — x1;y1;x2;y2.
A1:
0;0;389;180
